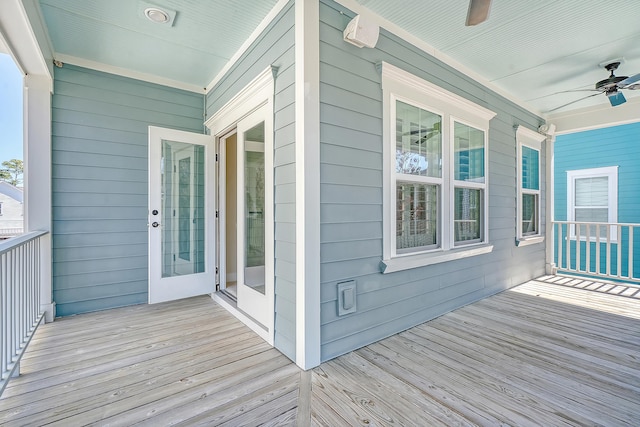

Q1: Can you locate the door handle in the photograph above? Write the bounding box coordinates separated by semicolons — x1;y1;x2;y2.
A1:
152;222;160;228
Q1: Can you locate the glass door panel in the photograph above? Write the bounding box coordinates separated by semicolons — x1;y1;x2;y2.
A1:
161;140;206;277
244;122;266;295
236;105;272;330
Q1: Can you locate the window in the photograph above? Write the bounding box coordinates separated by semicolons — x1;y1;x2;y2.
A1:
381;62;496;273
567;166;618;240
395;100;442;253
516;125;545;245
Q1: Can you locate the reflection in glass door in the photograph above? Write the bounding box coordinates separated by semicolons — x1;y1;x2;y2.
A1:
162;140;205;277
244;124;266;294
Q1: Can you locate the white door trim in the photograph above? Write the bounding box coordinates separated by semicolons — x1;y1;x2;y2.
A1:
205;67;276;345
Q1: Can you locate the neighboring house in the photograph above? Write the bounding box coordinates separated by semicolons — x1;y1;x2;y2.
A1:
554;121;640;281
5;0;554;370
0;181;23;239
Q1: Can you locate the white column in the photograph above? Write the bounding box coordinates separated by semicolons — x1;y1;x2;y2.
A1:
24;74;55;322
295;0;321;369
544;130;556;275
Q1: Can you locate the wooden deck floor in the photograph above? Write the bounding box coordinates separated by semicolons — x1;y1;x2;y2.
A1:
1;275;639;426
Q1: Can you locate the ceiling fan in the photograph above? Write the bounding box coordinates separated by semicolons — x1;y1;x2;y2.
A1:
548;61;640;112
466;0;492;26
404;122;441;145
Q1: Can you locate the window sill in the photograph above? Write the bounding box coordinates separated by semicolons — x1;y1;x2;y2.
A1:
516;236;544;247
380;244;494;274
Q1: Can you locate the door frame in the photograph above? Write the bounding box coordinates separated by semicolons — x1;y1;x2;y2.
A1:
205;66;276;344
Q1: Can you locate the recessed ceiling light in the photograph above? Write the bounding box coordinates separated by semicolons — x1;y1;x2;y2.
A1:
144;7;170;24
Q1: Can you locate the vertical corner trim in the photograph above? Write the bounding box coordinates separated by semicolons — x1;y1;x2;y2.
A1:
294;0;321;370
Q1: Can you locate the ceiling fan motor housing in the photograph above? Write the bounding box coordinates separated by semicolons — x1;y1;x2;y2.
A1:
596;62;628;91
596;75;627;91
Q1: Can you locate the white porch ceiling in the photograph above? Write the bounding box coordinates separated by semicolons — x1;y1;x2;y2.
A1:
33;0;640;117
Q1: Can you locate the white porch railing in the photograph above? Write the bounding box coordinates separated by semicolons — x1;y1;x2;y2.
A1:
552;221;640;283
0;230;47;396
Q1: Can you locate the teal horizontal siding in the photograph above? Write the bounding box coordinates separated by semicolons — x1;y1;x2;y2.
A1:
52;64;204;317
318;0;545;362
206;0;296;362
554;121;640;279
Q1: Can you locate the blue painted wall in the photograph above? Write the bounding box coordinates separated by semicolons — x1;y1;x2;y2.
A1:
554;121;640;279
52;64;204;316
318;0;546;361
206;1;297;362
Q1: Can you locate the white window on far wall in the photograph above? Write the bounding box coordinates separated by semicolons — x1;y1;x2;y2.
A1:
380;62;496;273
567;166;618;241
516;125;546;245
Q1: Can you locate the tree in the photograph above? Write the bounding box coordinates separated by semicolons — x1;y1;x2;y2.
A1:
0;159;23;186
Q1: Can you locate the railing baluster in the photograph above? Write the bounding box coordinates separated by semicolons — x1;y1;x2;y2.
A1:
630;226;634;279
557;223;563;269
566;223;571;272
595;224;600;275
576;223;581;272
585;224;591;273
606;226;611;277
617;225;622;278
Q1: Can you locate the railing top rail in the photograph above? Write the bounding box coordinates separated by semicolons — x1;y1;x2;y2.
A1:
0;230;49;256
551;221;640;227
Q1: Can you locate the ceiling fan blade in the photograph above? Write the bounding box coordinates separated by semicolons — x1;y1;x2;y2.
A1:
466;0;492;26
607;91;626;107
404;128;437;135
617;72;640;89
552;89;600;94
546;92;602;113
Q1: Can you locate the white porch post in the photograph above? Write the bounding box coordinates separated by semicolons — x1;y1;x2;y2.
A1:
544;126;556;275
1;0;56;323
295;0;321;369
24;74;55;322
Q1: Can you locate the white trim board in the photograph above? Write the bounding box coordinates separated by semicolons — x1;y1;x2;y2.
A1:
295;0;321;370
212;293;271;344
548;97;640;135
205;66;275;132
54;54;203;94
333;0;543;118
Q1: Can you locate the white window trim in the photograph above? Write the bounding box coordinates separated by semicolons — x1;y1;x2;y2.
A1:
566;166;618;242
516;125;545;246
380;62;496;273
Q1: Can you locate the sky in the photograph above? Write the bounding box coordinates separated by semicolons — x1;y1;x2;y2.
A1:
0;53;23;162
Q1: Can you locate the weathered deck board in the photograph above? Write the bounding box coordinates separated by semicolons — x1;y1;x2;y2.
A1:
1;276;639;426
